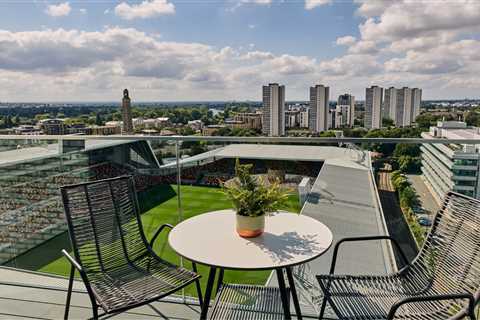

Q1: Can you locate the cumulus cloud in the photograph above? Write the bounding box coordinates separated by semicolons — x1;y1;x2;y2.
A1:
359;0;480;42
305;0;331;10
336;35;356;46
241;50;275;61
115;0;175;20
45;2;71;17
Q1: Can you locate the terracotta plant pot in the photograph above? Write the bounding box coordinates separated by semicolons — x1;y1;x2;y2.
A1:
236;214;265;238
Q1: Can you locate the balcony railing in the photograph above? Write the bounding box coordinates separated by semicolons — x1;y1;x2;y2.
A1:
0;134;478;319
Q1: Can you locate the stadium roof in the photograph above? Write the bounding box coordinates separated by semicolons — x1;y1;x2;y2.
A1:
161;143;370;168
0;138;131;167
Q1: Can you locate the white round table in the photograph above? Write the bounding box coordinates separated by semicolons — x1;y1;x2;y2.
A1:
168;209;333;319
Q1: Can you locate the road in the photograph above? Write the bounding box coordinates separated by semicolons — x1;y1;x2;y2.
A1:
407;174;440;216
377;170;419;268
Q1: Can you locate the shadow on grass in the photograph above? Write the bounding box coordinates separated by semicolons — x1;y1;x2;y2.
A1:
4;184;177;272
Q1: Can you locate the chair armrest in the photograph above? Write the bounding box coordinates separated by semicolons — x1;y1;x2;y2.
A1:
149;223;174;248
387;293;476;320
329;235;409;275
62;249;83;272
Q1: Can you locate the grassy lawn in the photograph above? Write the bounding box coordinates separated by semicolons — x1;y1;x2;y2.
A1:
11;184;300;297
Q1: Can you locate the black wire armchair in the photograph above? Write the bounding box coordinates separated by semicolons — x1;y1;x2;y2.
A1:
317;191;480;319
60;176;202;319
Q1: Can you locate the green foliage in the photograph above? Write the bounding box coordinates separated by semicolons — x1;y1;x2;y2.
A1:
393;143;420;157
382;117;394;127
405;207;426;246
390;171;425;246
397;155;421;173
465;111;480;126
223;160;290;217
415;113;452;129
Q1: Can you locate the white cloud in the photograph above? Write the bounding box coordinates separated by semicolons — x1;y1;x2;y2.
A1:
104;8;110;15
241;50;275;61
359;0;480;42
354;0;392;18
115;0;175;20
305;0;331;10
227;0;271;12
242;0;272;4
79;8;87;14
336;35;356;46
45;2;71;17
248;24;256;29
348;40;377;54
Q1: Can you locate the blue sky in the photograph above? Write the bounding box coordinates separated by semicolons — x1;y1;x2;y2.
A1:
0;1;479;101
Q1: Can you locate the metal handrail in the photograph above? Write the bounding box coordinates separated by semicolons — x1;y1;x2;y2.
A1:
1;134;480;144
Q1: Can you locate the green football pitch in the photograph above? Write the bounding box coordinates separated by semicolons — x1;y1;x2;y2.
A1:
8;184;301;297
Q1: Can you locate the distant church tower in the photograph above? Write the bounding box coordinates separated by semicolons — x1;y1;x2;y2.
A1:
122;89;133;134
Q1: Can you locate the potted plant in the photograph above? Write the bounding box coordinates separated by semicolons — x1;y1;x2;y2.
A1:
222;159;290;238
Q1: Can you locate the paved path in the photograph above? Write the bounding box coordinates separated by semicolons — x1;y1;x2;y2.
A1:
407;174;440;216
377;171;418;268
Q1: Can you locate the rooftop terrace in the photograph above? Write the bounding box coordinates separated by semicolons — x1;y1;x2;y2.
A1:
0;135;478;319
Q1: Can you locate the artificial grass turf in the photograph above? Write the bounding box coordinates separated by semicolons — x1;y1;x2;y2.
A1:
15;184;301;297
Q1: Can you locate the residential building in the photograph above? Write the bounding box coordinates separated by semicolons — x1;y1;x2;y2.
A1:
299;109;309;128
421;121;480;202
336;94;355;128
187;120;204;132
262;83;285;136
309;85;329;132
233;112;262;130
396;87;413;127
122;89;134;134
384;87;397;122
285;110;300;128
38;119;66;135
13;125;41;135
365;86;383;129
202;124;227;136
411;88;422;122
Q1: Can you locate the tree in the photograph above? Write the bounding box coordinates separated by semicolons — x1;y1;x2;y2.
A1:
397;155;421;173
394;143;420;158
399;186;418;208
382;118;394;127
465;111;480;126
95;113;102;126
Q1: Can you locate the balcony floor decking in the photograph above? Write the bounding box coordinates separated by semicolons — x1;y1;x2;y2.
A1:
0;267;309;319
0;267;202;319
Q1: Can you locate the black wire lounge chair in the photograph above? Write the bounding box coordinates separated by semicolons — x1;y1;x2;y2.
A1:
60;176;202;319
317;191;480;319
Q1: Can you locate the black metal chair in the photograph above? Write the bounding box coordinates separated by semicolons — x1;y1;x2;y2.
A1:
60;176;202;319
317;191;480;319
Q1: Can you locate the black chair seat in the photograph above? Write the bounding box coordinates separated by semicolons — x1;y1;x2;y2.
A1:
89;255;198;313
209;284;289;320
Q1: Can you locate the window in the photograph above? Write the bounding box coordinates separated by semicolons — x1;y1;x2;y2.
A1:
454;159;478;166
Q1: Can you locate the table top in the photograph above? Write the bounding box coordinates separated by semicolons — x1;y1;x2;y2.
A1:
168;209;333;270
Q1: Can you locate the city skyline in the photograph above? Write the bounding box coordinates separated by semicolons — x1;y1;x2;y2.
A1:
0;1;479;102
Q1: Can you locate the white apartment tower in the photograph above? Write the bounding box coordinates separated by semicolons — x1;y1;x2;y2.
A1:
365;86;383;129
411;88;422;122
396;87;413;127
309;85;330;132
384;87;397;122
262;83;285;136
336;94;355;128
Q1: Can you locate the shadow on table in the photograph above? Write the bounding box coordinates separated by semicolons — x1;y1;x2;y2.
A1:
246;231;326;264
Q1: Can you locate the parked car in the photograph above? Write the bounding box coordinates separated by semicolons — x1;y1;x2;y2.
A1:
412;206;425;214
417;217;432;227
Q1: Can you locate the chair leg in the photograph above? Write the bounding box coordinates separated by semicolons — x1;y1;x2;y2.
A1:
192;263;204;308
318;294;329;320
64;265;75;320
468;308;476;320
92;305;99;320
